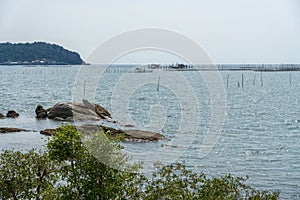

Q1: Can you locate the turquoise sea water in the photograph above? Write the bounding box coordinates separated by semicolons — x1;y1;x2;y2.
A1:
0;65;299;199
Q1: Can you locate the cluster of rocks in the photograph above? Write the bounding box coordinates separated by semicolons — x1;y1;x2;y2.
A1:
0;100;165;142
35;100;111;121
0;110;20;119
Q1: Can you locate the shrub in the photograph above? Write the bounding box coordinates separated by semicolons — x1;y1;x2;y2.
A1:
0;125;280;199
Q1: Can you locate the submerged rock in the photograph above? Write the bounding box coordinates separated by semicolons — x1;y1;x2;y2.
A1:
45;100;111;121
122;130;165;142
40;128;57;136
0;127;32;133
40;124;165;142
6;110;19;118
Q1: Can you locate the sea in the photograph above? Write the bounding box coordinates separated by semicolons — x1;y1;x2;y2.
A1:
0;65;299;199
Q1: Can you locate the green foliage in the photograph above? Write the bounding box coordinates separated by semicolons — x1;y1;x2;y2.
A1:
0;150;59;199
0;125;280;200
47;125;137;199
47;125;84;163
0;42;83;65
137;163;279;200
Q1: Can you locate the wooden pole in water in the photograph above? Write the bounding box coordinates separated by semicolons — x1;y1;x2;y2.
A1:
242;74;244;88
227;74;229;88
260;71;263;86
238;81;240;88
289;72;292;86
253;74;256;85
157;76;160;92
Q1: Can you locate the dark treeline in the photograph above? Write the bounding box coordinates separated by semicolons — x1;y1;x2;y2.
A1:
0;42;84;65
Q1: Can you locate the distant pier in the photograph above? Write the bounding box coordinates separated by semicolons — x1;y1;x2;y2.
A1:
104;63;300;73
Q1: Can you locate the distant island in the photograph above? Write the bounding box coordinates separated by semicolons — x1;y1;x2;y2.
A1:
0;42;85;65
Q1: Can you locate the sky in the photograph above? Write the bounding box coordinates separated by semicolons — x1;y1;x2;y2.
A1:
0;0;300;64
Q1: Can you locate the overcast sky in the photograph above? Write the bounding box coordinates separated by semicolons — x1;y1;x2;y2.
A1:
0;0;299;64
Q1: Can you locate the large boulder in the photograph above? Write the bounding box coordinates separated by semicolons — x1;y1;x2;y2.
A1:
6;110;19;118
35;105;47;119
47;103;74;121
40;124;165;142
46;100;111;121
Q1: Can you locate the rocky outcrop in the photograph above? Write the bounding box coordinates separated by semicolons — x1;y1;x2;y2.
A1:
6;110;19;118
35;100;165;142
40;124;165;142
0;127;32;133
35;105;47;119
0;113;5;119
43;100;111;121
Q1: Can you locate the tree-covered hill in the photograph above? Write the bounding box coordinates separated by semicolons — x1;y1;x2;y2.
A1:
0;42;84;65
